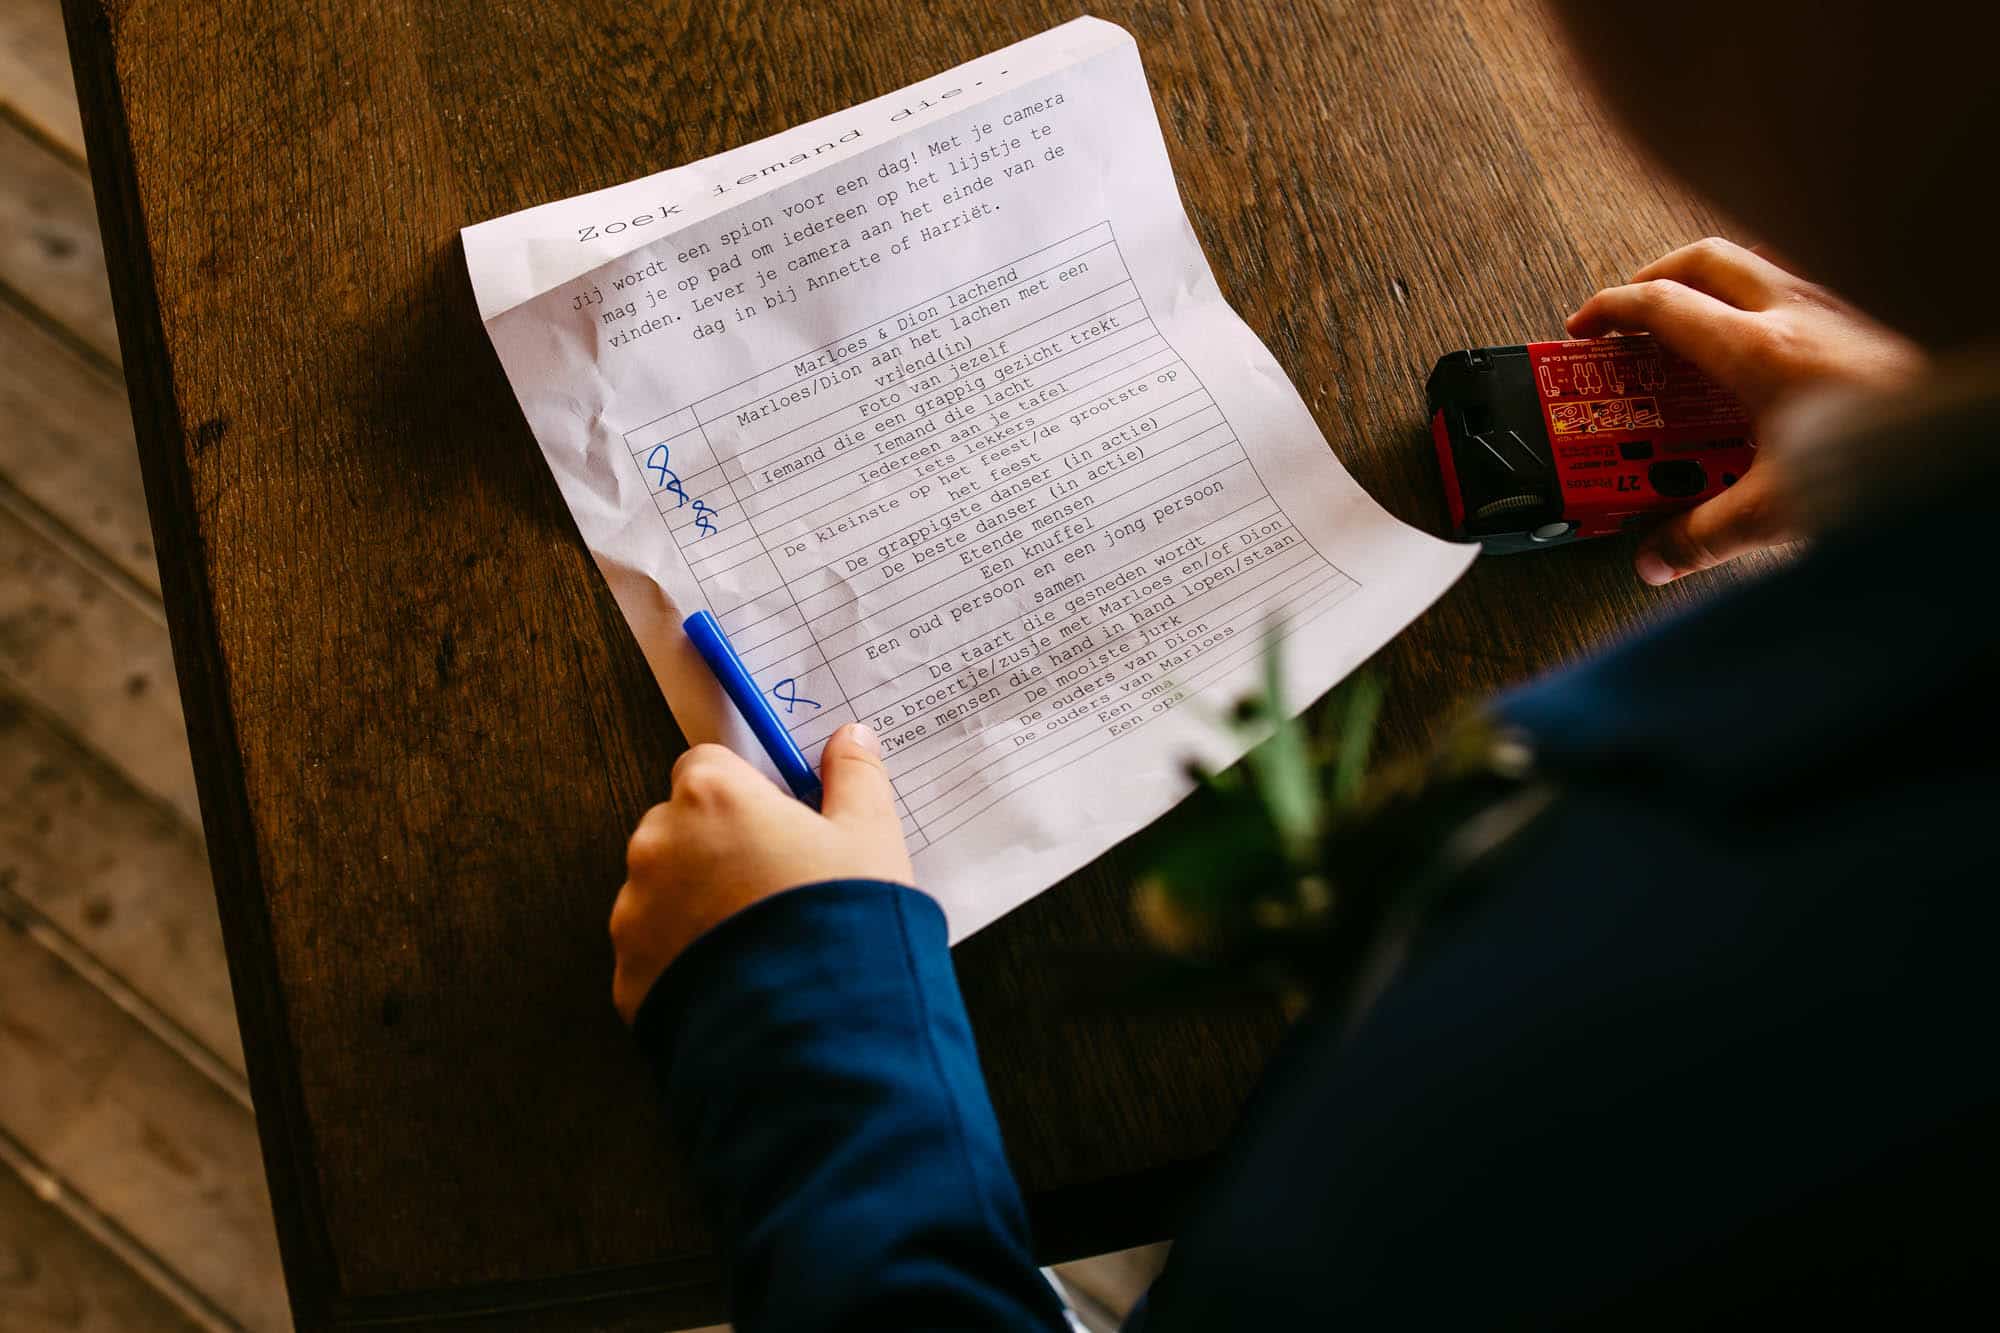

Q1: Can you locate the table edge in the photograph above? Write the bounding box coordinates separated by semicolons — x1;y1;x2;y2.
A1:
55;0;1234;1318
58;0;350;1325
302;1157;1192;1329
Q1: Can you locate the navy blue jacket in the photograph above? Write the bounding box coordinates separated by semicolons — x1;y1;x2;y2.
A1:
636;500;1997;1328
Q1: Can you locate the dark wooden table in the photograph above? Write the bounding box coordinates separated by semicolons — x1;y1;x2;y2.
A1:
62;0;1748;1327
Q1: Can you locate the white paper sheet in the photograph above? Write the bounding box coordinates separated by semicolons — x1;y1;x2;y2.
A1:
464;17;1474;941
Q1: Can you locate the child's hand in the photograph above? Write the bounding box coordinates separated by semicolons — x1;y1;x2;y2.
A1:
609;723;914;1024
1566;237;1923;585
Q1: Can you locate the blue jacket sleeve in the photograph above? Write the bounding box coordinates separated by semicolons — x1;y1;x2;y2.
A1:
633;879;1070;1333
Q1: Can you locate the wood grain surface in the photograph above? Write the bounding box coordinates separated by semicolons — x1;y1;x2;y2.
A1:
58;0;1748;1326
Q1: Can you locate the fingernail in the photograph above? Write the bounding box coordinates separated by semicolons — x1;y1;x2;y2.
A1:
1635;550;1677;586
844;722;880;757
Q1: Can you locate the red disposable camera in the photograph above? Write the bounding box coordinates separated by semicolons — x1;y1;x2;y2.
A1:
1426;334;1757;553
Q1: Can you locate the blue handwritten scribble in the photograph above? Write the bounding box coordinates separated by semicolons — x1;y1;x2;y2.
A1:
639;442;718;537
772;678;821;715
645;445;690;506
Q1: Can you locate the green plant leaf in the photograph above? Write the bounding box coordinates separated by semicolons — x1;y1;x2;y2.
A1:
1146;782;1287;913
1241;632;1319;862
1331;672;1383;806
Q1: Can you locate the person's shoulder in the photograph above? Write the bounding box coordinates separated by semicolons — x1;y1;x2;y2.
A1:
1495;489;1996;811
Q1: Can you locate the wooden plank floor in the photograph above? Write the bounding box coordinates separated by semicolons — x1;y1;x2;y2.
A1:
0;1;292;1328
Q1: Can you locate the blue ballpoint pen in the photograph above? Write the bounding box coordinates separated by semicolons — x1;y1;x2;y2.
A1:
682;610;823;808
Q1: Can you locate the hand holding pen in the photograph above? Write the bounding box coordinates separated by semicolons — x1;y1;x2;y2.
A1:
607;613;915;1024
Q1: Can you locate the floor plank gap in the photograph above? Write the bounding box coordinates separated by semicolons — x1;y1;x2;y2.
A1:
0;1124;249;1333
0;0;90;162
0;90;85;170
0;469;164;619
0;494;205;827
0;880;251;1109
0;272;120;379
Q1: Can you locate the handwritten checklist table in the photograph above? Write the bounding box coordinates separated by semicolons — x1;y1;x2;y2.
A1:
626;222;1359;852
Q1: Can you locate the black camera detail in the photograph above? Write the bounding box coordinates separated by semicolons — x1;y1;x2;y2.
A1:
1647;459;1707;498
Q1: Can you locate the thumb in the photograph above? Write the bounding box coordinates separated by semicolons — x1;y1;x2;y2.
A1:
1635;468;1791;585
818;723;898;828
